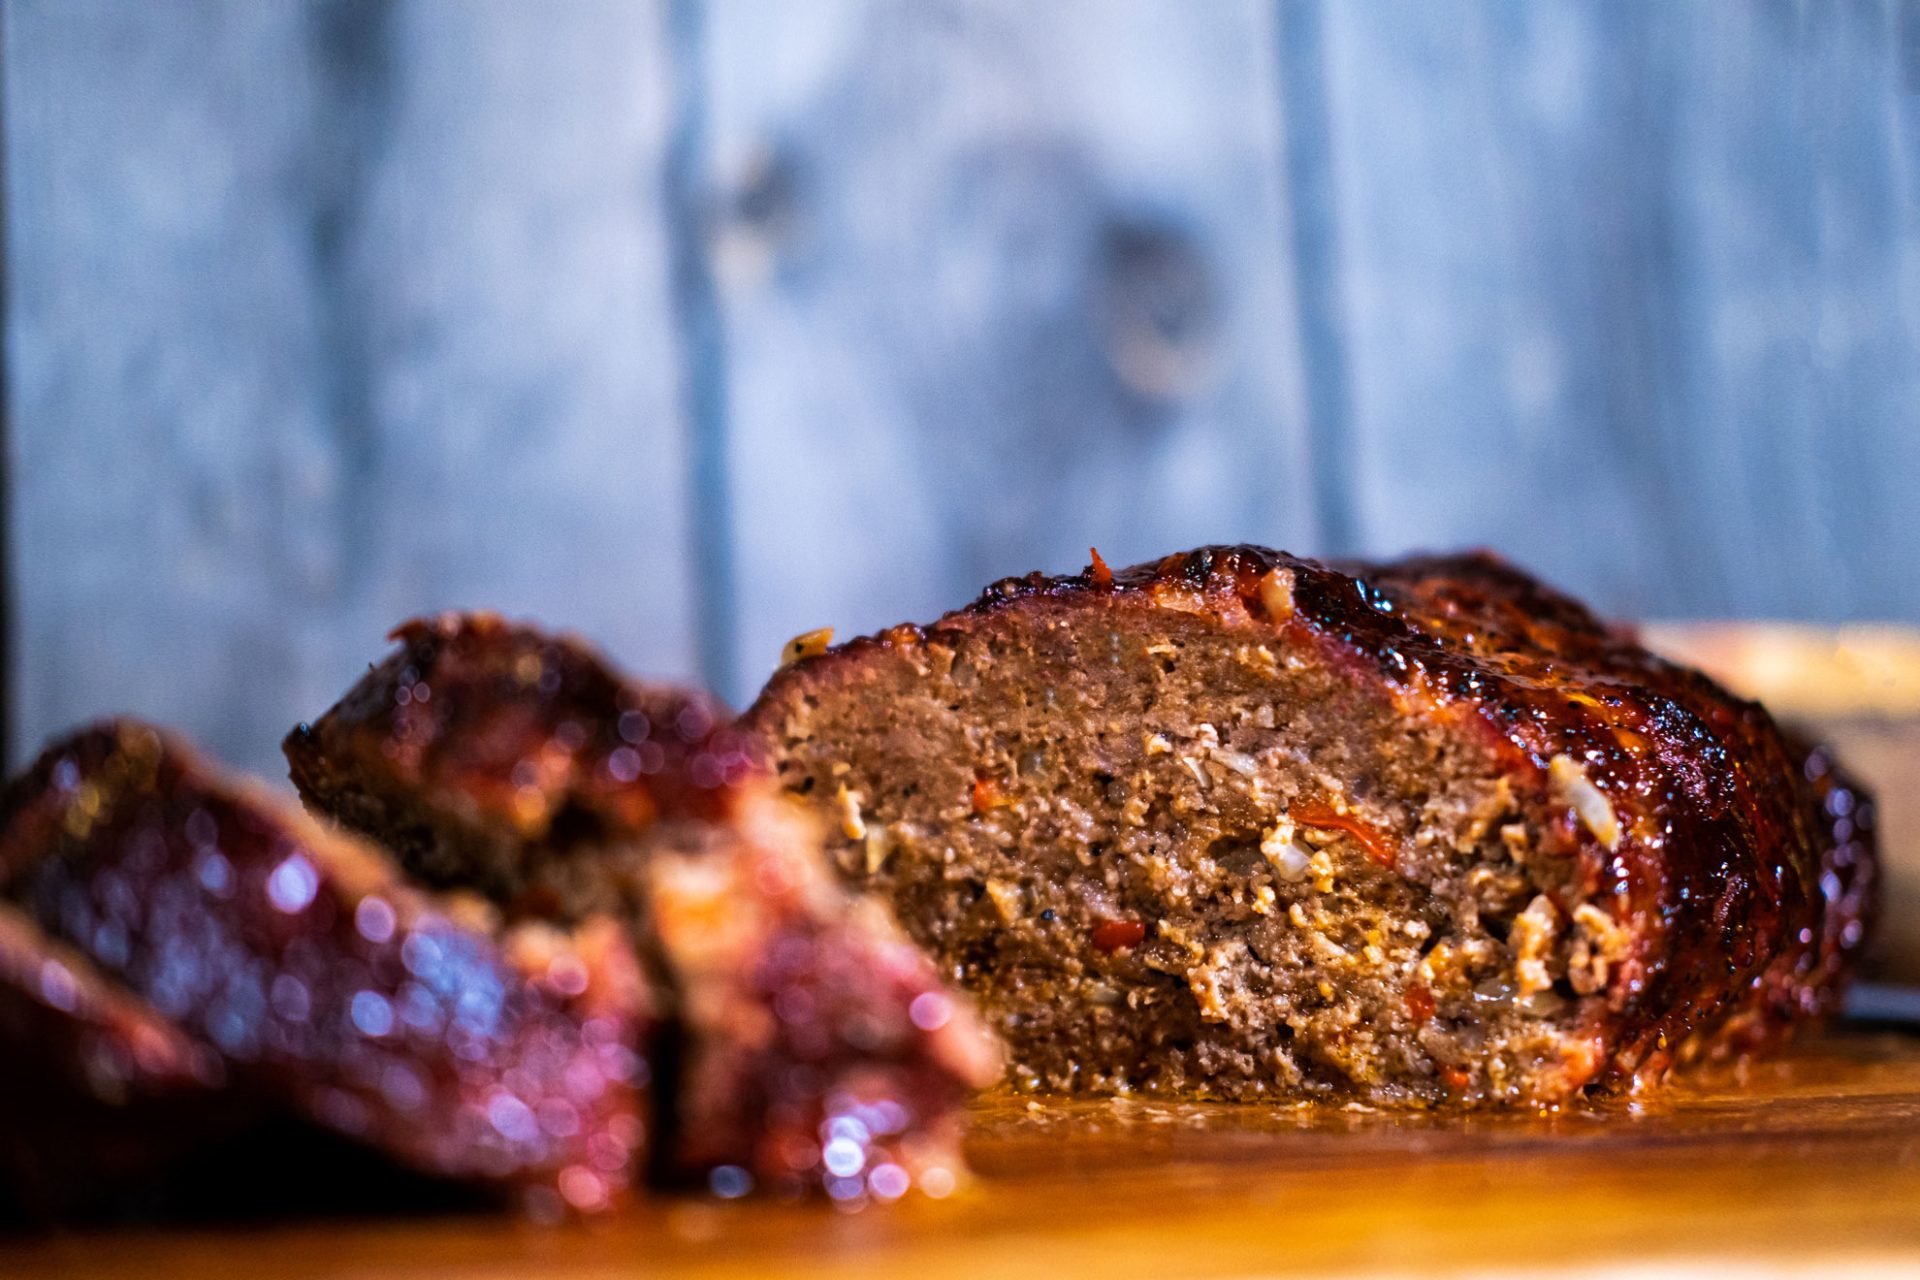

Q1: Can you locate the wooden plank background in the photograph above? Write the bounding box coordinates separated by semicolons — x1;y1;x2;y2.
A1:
2;0;1916;776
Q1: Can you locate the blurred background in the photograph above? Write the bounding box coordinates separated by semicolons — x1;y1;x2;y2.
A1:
3;0;1917;777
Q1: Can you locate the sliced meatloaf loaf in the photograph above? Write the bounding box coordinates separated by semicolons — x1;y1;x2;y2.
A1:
743;546;1876;1105
0;719;651;1217
286;614;999;1199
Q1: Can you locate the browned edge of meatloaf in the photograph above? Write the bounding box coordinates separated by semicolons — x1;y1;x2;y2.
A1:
285;613;999;1200
284;613;751;922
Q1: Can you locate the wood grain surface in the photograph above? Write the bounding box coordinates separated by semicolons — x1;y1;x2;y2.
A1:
3;1032;1920;1278
3;0;702;774
8;1;1916;766
706;0;1319;690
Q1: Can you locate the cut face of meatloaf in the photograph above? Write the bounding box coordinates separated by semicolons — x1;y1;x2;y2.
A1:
285;614;1000;1199
743;546;1876;1106
0;720;651;1217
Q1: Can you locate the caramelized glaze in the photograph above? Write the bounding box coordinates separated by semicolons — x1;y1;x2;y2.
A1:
0;720;650;1215
288;613;998;1201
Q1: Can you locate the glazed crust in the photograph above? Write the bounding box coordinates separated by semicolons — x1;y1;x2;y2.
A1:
0;719;651;1215
750;545;1875;1090
293;614;754;831
286;613;999;1198
0;901;237;1221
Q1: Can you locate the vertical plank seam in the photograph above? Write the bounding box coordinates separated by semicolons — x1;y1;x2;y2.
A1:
1271;0;1359;557
0;5;14;769
662;0;737;700
1610;11;1722;615
1799;0;1868;617
307;0;399;608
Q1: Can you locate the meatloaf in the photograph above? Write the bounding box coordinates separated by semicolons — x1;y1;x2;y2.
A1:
0;719;651;1217
285;613;999;1199
743;545;1876;1105
0;900;232;1221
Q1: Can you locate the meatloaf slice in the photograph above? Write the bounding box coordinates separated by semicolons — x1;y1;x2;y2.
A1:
285;614;999;1199
0;719;651;1217
742;545;1876;1105
0;901;233;1221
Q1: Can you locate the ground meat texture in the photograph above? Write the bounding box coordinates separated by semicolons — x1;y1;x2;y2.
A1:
0;720;651;1217
285;613;999;1199
742;545;1876;1105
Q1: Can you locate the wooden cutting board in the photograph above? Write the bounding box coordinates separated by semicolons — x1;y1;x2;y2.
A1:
4;624;1919;1278
5;1035;1920;1279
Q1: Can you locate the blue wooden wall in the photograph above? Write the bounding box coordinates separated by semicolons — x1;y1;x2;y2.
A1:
4;0;1917;775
